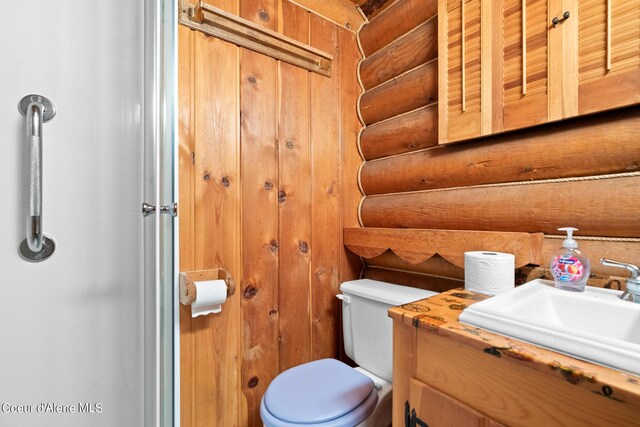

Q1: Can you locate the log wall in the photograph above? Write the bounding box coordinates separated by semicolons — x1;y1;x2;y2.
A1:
178;1;361;425
356;0;640;289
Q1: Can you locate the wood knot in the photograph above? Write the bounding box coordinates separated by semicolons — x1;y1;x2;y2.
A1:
345;22;352;29
247;75;257;85
269;240;279;253
203;173;211;181
243;285;258;299
264;181;273;190
269;309;278;317
258;9;270;22
298;241;309;254
278;190;287;203
285;140;294;150
247;377;259;388
221;176;230;187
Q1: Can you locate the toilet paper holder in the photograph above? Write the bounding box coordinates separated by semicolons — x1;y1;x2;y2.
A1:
179;268;236;306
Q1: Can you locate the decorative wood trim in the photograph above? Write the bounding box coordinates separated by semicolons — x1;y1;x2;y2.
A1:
178;0;333;77
344;227;544;268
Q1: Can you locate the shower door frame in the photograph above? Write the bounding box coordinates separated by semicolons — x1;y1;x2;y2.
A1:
144;0;179;425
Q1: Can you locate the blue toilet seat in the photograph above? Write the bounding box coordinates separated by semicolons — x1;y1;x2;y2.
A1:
260;358;378;427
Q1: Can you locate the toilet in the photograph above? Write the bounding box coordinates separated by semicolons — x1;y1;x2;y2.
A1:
260;279;438;427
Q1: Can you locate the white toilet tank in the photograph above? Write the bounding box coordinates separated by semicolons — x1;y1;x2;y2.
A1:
339;279;438;382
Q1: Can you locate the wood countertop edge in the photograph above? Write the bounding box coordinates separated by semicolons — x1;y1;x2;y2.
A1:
389;288;640;403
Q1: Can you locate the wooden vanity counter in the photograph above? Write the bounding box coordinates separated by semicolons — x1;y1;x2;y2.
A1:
389;289;640;427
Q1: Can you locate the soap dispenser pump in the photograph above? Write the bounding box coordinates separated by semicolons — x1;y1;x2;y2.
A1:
550;227;590;292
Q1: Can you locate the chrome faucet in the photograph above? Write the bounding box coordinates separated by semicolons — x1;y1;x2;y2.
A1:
600;258;640;303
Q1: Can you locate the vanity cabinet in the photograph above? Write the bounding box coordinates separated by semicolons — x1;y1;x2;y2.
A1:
577;0;640;115
390;290;640;427
438;0;640;144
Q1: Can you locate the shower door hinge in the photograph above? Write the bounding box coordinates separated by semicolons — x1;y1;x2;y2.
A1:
142;202;178;218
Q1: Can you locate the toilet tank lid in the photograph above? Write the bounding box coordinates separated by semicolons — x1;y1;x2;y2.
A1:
340;279;438;306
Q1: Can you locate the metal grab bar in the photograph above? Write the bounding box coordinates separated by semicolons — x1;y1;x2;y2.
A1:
18;94;56;262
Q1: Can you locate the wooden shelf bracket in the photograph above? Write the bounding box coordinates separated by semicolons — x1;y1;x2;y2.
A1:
178;0;333;77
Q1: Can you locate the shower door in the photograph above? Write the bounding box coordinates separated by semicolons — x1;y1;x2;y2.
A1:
0;1;177;426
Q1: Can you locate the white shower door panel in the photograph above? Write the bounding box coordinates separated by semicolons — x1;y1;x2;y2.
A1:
0;1;146;426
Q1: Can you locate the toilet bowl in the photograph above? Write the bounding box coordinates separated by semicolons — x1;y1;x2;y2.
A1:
260;280;437;427
260;359;384;427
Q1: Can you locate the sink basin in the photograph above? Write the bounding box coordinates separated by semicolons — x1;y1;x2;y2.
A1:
459;279;640;376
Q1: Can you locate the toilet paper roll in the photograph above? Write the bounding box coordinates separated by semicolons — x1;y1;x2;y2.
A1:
464;251;515;295
191;279;227;317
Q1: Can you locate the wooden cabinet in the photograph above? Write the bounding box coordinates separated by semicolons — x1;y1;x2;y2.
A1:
392;319;640;427
408;379;504;427
438;0;640;144
502;0;551;131
438;0;498;143
577;0;640;115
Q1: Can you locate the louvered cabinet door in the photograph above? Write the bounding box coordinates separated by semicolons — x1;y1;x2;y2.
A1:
578;0;640;114
439;0;484;144
502;0;550;131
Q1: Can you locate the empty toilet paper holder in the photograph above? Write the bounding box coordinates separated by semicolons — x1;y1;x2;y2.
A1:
179;268;236;306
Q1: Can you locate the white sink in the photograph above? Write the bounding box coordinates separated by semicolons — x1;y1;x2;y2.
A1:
459;279;640;376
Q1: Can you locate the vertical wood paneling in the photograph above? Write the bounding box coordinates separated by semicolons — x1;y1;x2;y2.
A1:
310;14;341;360
241;0;279;26
192;28;243;427
239;2;280;425
277;2;312;372
239;49;279;427
179;2;361;425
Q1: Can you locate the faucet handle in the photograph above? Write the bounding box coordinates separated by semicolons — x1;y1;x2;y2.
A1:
600;258;640;279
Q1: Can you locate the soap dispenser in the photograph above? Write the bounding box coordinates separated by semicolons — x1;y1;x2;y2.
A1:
550;227;590;292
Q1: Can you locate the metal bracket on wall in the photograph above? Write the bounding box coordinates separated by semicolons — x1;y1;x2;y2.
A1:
178;0;333;77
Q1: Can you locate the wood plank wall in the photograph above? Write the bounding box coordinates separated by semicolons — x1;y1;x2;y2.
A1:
356;0;640;290
178;1;361;425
